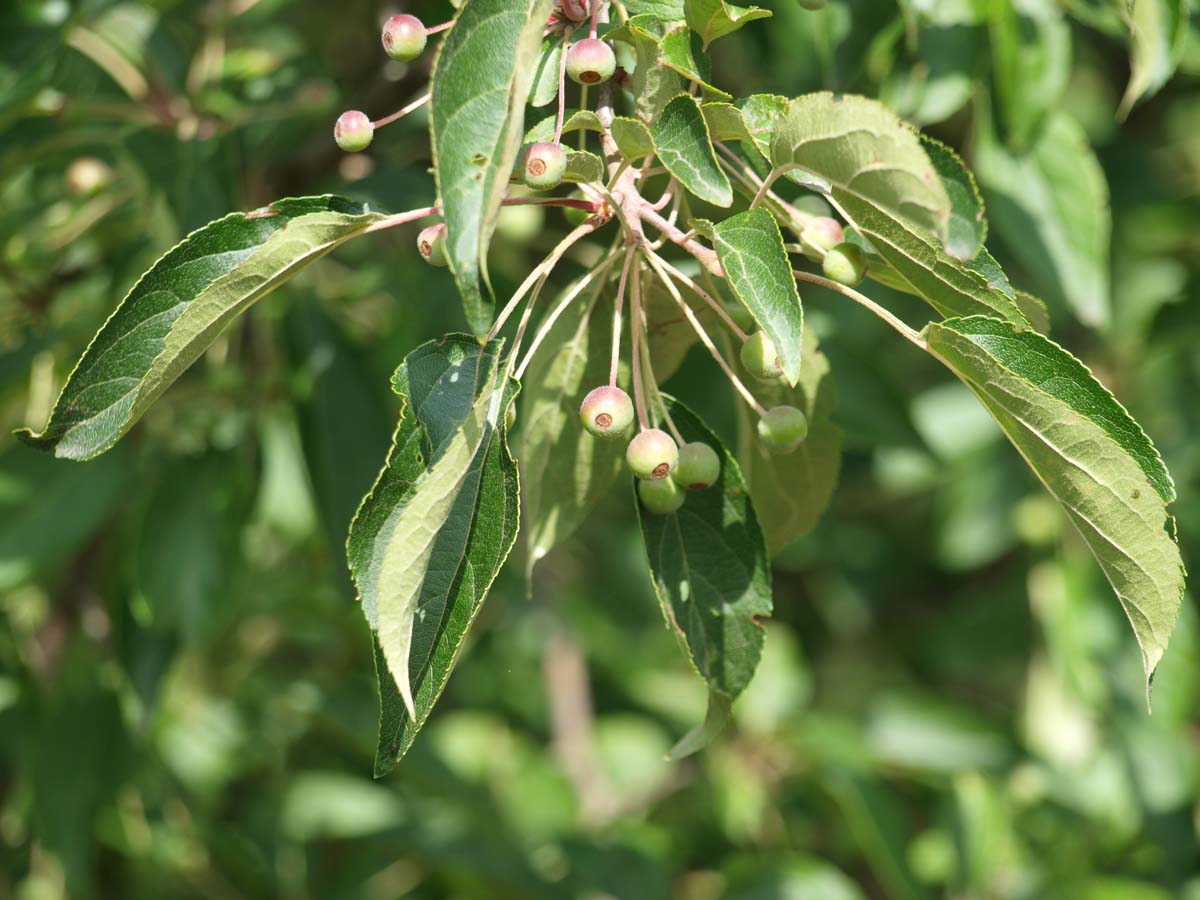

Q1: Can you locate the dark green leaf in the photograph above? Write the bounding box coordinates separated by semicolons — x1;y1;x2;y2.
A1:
650;94;732;207
683;0;771;48
920;135;986;261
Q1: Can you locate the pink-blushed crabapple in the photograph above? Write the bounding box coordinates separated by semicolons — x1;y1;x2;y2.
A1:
555;0;591;21
579;386;634;438
334;110;374;152
626;428;679;480
566;39;616;85
673;442;720;490
757;405;809;454
740;331;784;381
802;216;844;253
823;242;867;286
416;223;448;267
638;475;686;514
523;141;568;190
381;14;427;61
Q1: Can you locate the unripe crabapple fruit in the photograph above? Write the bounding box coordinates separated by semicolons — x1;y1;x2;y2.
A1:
381;14;427;61
334;110;374;152
673;442;720;490
566;39;616;85
416;223;448;266
579;386;634;438
757;405;809;454
823;242;867;286
523;141;567;190
802;216;844;253
638;475;686;515
740;331;784;381
626;428;679;480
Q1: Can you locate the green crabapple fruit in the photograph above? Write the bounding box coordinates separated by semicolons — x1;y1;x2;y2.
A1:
757;405;809;454
823;242;867;286
566;39;617;85
802;216;844;253
523;141;567;190
579;386;634;438
638;476;686;515
740;330;784;381
416;223;448;266
673;442;720;490
626;428;679;480
381;14;427;61
334;110;374;152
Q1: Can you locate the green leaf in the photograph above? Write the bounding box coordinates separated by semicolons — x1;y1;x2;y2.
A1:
609;15;686;122
701;102;753;143
770;93;952;241
347;336;520;773
920;135;986;261
832;189;1031;327
660;25;731;98
713;208;804;384
683;0;771;47
18;196;384;460
523;109;604;143
1119;0;1190;118
650;94;733;207
988;0;1071;149
738;93;789;161
635;397;772;699
736;328;841;555
974;111;1110;328
922;316;1184;695
529;36;563;108
624;0;686;19
611;115;655;158
520;275;624;576
431;0;555;334
667;689;733;759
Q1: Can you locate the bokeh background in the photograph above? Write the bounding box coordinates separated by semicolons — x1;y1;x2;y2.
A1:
2;1;1199;898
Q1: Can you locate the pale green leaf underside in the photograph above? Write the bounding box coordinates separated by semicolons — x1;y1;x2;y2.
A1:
611;116;655;158
636;398;772;699
770;92;951;242
713;207;804;385
1120;0;1189;118
923;316;1183;692
347;337;520;774
650;93;732;207
19;196;382;461
432;0;555;335
683;0;771;47
832;189;1030;328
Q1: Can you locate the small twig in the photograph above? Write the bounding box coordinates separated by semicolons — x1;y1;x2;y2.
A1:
643;250;767;416
647;249;748;341
630;260;650;428
484;222;596;342
372;92;431;130
639;330;684;443
610;245;636;386
637;204;721;275
425;20;454;34
793;269;927;350
553;32;570;143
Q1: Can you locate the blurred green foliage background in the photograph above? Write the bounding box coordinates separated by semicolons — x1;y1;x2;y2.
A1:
2;0;1199;898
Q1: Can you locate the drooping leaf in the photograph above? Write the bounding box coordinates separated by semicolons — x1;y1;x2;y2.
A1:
650;93;732;207
1119;0;1191;118
529;36;564;108
974;111;1110;328
635;397;772;700
738;92;789;161
523;109;604;143
521;274;625;576
683;0;771;48
736;328;841;555
922;316;1184;695
988;0;1071;149
667;689;733;759
713;207;804;384
431;0;555;334
347;336;520;774
832;190;1030;327
18;196;384;460
769;93;952;241
920;135;986;261
660;25;731;98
